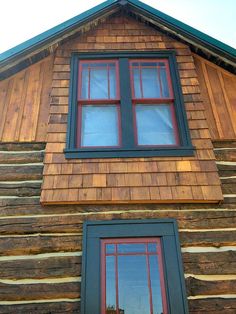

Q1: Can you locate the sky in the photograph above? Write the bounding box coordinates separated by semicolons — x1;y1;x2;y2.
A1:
0;0;235;53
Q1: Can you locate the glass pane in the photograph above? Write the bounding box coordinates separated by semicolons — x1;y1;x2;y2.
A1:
131;61;170;99
90;67;108;99
106;244;115;254
106;256;117;313
81;67;89;99
118;255;150;314
142;67;161;98
117;243;146;254
148;243;157;253
133;67;142;98
160;67;170;97
149;255;164;314
109;65;116;99
81;63;116;99
135;104;176;145
81;105;119;147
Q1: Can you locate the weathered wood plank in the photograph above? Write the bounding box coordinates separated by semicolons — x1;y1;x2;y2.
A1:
0;256;81;279
183;251;236;275
0;184;41;197
0;301;80;314
188;298;236;313
0;151;44;164
0;165;43;181
0;143;45;151
180;230;236;247
214;149;236;162
0;210;236;234
0;281;80;301
0;235;82;256
186;277;236;296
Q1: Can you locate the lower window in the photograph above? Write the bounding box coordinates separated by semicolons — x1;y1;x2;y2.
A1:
101;238;167;314
81;219;189;314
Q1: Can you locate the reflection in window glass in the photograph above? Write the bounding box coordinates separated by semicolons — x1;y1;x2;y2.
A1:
135;104;176;145
106;256;116;313
149;255;164;314
117;243;146;253
103;239;166;314
81;63;116;99
106;244;115;254
81;105;119;147
118;255;150;314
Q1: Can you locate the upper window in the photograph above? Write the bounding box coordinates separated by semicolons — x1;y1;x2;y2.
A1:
65;52;193;158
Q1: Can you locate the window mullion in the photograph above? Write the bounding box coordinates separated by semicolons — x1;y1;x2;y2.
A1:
119;58;135;148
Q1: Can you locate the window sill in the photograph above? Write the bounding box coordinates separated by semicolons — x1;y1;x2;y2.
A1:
64;146;195;159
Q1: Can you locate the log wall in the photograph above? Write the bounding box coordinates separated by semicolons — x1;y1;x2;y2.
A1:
0;56;53;142
41;13;223;204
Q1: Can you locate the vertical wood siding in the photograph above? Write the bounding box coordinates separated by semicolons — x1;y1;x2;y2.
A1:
194;54;236;140
0;56;53;142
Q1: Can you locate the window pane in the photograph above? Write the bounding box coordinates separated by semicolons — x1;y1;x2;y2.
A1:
81;105;119;147
135;104;176;145
142;67;161;98
81;63;116;99
118;255;150;314
117;243;146;253
106;256;117;313
148;243;157;253
160;67;170;97
149;255;164;314
133;68;142;98
131;61;170;99
106;244;115;254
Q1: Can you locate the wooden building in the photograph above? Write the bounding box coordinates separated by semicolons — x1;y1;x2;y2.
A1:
0;0;235;313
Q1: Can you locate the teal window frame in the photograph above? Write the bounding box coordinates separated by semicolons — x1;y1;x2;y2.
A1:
65;52;194;159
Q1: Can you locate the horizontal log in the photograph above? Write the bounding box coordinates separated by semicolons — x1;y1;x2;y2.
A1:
0;231;235;256
188;298;236;313
0;151;44;164
0;281;80;301
1;202;233;217
0;197;40;208
0;256;81;279
186;276;236;296
3;251;235;281
0;235;82;256
223;196;236;205
0;301;80;314
0;182;41;197
180;230;236;247
213;140;236;148
0;143;46;151
214;149;236;162
183;251;236;275
222;183;236;194
0;210;236;235
0;165;43;181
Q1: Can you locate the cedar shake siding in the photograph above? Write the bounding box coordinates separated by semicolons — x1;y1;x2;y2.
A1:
41;14;223;204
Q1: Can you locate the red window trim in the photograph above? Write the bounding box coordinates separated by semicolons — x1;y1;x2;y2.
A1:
129;59;174;100
129;59;179;147
101;238;168;314
77;60;121;148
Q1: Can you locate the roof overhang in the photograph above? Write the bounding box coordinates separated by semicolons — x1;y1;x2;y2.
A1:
0;0;235;79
